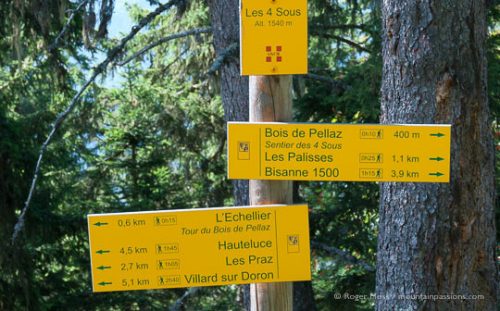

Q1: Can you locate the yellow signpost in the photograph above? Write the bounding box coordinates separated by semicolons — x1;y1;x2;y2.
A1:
88;204;310;292
228;122;451;182
240;0;307;75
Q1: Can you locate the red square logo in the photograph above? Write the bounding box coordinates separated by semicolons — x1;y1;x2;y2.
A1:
276;46;282;52
266;46;272;52
277;56;282;62
266;56;272;62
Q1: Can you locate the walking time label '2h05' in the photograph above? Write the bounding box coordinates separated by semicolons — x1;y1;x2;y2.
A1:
88;204;311;292
228;122;451;183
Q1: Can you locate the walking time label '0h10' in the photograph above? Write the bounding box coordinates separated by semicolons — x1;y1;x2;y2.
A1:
227;122;451;183
88;204;311;292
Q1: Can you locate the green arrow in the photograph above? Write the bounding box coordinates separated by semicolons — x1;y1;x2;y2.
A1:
97;265;111;270
429;172;444;177
429;157;445;162
96;249;110;255
93;222;108;227
430;133;445;138
98;281;112;286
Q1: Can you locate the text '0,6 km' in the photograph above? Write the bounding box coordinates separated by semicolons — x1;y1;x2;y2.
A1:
227;122;451;183
87;204;311;292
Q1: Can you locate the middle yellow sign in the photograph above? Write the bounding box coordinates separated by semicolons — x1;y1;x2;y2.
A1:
228;122;451;182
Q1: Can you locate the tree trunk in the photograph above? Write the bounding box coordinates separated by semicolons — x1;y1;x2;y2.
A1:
377;1;497;310
207;1;249;308
0;154;15;310
207;0;249;208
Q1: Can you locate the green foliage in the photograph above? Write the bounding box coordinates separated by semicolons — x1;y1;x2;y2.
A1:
487;2;500;272
0;1;498;310
0;1;233;309
488;5;500;118
305;182;377;310
85;65;229;213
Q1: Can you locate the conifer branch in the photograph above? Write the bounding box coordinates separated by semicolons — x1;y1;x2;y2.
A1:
206;42;238;75
12;0;180;245
312;241;375;272
48;0;90;52
118;27;212;66
170;287;200;311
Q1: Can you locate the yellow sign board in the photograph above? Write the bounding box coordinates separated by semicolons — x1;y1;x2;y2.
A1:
240;0;307;75
228;122;451;182
88;205;311;292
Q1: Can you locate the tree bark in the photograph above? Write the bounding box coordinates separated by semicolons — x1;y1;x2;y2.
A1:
207;0;249;207
0;154;16;310
207;1;250;308
377;1;497;310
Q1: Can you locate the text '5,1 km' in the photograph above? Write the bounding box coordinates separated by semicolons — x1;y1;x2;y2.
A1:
227;122;451;183
88;204;311;292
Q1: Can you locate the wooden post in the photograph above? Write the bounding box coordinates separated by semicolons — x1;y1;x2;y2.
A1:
249;75;293;310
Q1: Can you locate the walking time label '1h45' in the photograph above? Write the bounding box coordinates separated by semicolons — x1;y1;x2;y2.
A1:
88;204;311;292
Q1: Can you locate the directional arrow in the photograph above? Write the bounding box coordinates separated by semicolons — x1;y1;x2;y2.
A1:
430;133;445;138
97;265;111;270
96;249;110;255
429;157;445;162
98;281;112;286
429;172;444;177
93;222;109;227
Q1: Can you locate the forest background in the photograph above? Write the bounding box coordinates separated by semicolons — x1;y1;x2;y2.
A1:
0;0;498;310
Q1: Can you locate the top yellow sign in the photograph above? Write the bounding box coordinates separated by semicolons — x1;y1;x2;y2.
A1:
240;0;308;75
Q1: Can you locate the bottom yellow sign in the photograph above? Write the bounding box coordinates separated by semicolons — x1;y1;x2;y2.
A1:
88;205;311;292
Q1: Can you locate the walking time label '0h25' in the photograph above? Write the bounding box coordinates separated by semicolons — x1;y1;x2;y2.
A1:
228;122;451;183
88;204;311;292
